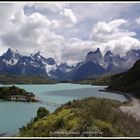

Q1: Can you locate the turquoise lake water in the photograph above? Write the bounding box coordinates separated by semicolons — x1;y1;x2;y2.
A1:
0;83;127;136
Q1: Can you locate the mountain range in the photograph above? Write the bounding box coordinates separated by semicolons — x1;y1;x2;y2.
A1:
0;48;140;81
62;48;140;81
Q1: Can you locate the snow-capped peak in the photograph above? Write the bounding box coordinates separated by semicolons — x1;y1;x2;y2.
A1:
1;48;20;66
46;58;56;65
2;48;18;58
32;51;41;59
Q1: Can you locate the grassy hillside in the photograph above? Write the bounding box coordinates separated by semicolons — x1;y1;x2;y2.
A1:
0;74;56;84
107;59;140;98
18;97;140;137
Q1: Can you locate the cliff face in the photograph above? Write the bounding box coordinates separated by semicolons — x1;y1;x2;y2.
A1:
107;59;140;98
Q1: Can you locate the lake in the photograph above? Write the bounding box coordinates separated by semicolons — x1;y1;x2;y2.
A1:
0;83;127;136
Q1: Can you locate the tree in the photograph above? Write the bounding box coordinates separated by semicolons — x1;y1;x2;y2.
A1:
37;107;49;119
10;85;17;90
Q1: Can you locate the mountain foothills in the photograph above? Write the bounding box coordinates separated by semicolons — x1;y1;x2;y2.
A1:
0;48;140;81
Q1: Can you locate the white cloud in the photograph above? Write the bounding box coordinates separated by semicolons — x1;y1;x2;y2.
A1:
135;17;140;25
61;38;94;65
0;3;27;55
1;10;64;63
91;19;135;42
105;36;140;55
70;3;133;24
11;10;26;25
25;4;77;29
60;8;77;28
43;8;78;29
0;3;26;33
90;19;140;56
0;3;78;65
29;3;68;12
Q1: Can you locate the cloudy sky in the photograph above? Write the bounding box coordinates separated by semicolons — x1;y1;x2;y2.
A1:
1;2;140;65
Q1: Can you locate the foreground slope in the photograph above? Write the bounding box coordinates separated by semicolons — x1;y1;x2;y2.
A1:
19;97;140;137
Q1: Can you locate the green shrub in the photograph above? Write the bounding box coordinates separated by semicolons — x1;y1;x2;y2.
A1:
37;107;49;119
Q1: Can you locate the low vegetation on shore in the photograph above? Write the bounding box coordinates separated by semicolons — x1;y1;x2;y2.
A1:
73;72;113;86
0;74;56;84
19;97;140;137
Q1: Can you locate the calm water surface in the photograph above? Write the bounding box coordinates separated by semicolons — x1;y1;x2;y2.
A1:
0;83;127;136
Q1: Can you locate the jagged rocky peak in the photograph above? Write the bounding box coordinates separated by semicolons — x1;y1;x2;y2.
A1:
6;48;13;54
58;63;73;69
32;51;41;58
87;48;101;56
94;48;101;53
59;63;68;66
126;49;140;58
104;50;114;62
3;48;16;56
35;51;40;55
46;57;56;65
85;48;102;63
123;49;140;69
1;48;20;60
32;51;49;62
105;50;113;56
56;63;74;73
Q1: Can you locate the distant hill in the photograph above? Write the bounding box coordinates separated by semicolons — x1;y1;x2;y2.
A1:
0;74;56;84
107;59;140;98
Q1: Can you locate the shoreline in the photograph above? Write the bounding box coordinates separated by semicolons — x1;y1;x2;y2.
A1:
99;89;134;103
99;88;140;121
0;85;138;137
0;98;38;103
0;133;7;137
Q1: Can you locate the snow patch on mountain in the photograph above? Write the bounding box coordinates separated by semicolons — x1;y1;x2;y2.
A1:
45;64;57;74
